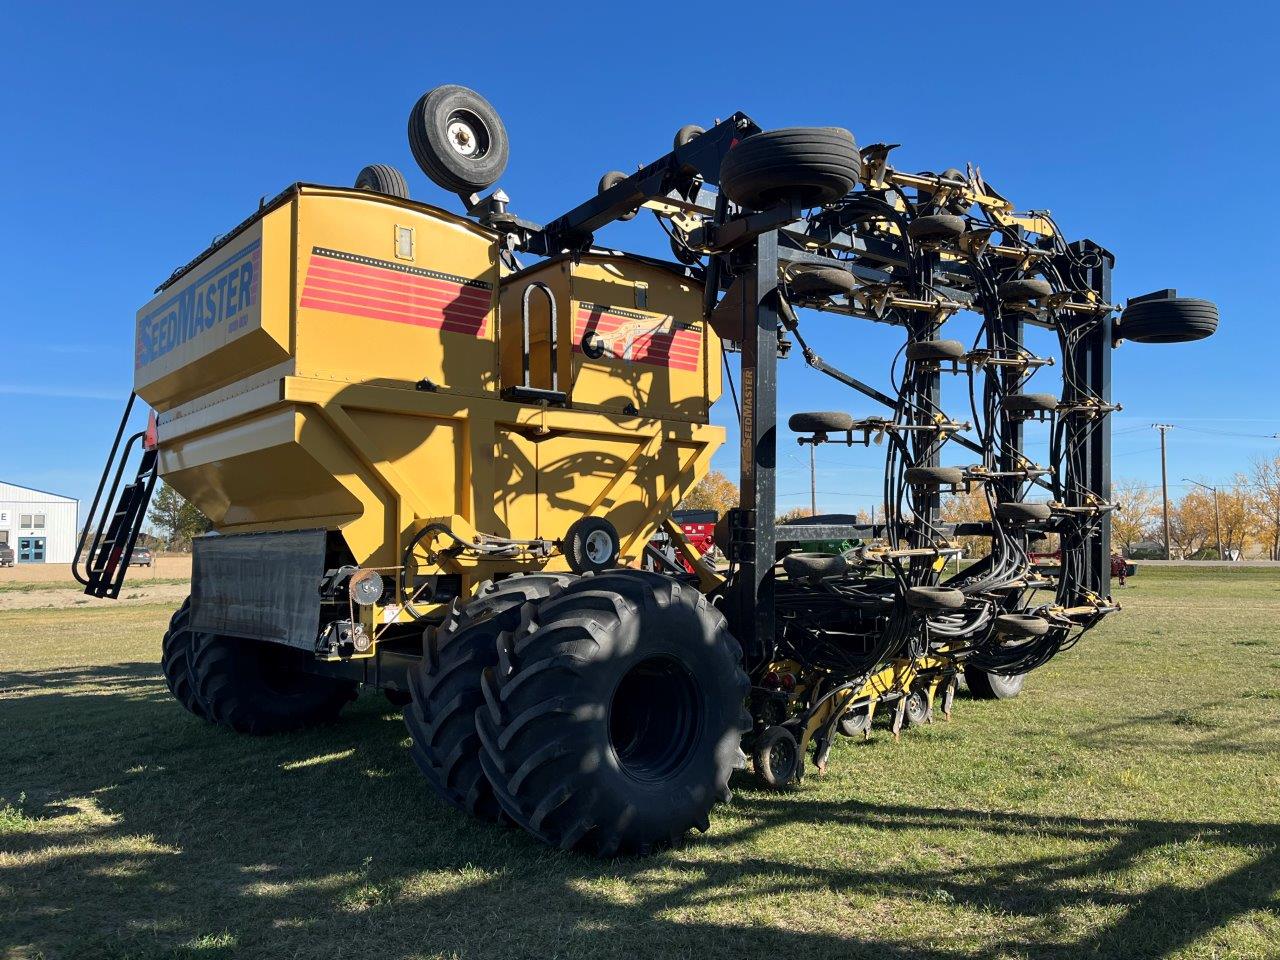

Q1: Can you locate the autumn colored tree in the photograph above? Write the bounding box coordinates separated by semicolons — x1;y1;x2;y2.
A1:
776;506;815;524
1110;477;1159;554
1167;488;1215;559
678;469;739;516
1249;455;1280;560
941;486;992;558
1216;478;1253;558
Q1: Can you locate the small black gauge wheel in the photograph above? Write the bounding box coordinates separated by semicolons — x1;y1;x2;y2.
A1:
753;725;800;788
905;214;966;242
905;586;967;611
1004;393;1059;414
904;466;966;487
788;411;855;433
998;278;1054;302
994;501;1054;524
789;266;857;298
598;170;637;221
354;163;410;199
906;338;966;362
408;84;510;194
994;613;1051;638
674;124;705;149
837;704;872;738
903;690;931;727
563;517;621;574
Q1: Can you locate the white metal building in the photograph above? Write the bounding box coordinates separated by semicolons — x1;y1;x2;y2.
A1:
0;481;79;564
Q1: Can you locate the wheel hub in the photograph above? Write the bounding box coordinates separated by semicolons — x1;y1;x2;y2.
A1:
445;110;488;159
584;529;612;564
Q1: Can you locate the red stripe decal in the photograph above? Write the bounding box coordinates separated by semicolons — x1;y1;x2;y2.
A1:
307;262;492;304
301;252;492;336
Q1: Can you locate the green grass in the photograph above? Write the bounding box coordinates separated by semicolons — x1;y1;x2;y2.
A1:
0;577;190;594
2;569;1278;959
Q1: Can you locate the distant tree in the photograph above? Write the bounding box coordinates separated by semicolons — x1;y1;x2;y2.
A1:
1249;455;1280;560
147;483;211;550
776;506;814;524
1111;478;1159;554
1217;477;1253;559
941;486;991;558
1168;489;1215;559
679;469;739;516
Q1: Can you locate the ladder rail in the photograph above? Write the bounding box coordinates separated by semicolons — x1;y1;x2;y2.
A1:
94;448;159;599
73;393;138;587
83;431;146;587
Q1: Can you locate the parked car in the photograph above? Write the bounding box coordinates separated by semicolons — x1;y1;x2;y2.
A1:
0;543;14;567
132;548;154;567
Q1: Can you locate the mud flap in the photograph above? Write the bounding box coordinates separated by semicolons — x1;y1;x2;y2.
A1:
189;529;326;651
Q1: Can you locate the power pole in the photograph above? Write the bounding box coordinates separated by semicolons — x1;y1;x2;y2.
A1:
809;444;817;516
1154;424;1174;559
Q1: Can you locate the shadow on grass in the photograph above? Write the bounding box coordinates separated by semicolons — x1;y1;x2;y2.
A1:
2;662;1277;959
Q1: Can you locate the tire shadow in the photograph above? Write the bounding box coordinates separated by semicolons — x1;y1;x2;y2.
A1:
1;661;1277;960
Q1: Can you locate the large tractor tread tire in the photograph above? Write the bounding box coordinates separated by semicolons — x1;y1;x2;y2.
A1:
161;598;212;721
720;127;860;210
964;666;1027;700
191;633;357;736
354;163;410;199
477;570;751;856
1118;298;1219;344
404;573;576;822
407;84;510;195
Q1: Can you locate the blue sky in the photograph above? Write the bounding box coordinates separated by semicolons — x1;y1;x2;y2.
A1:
2;2;1277;522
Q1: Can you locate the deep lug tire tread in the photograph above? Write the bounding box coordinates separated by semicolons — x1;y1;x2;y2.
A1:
404;574;576;822
477;570;751;856
161;598;212;721
190;632;357;736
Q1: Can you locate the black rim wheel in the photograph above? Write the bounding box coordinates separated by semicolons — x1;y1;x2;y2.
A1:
476;571;750;856
610;656;702;782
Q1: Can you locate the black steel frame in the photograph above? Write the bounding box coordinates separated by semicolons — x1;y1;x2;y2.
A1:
510;112;1118;661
